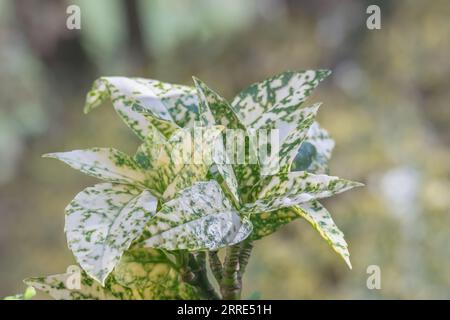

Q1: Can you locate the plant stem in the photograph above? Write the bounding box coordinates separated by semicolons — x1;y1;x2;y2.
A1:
238;240;253;282
220;245;241;300
208;251;223;284
184;252;221;300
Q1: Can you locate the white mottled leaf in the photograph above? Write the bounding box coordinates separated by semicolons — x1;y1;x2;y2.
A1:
209;141;240;205
244;171;363;213
296;201;351;268
3;286;36;300
44;148;149;188
157;126;224;200
260;104;320;175
24;272;115;300
229;217;253;245
292;122;335;173
65;183;158;285
85;77;199;139
231;70;331;126
134;125;167;172
133;125;224;198
249;202;351;268
193;77;246;129
139;181;251;250
249;207;299;240
193;77;242;204
230;70;331;196
24;250;200;300
113;249;199;299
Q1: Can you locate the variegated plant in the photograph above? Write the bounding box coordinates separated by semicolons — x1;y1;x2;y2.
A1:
19;70;362;300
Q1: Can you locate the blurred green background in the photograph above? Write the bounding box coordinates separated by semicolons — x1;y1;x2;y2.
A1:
1;0;449;299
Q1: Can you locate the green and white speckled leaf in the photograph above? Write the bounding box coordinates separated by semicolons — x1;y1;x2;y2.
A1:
234;161;261;202
249;202;351;268
249;208;299;240
154;128;192;187
154;126;224;200
3;286;36;300
113;248;199;299
245;171;363;213
24;272;114;300
193;78;242;205
44;148;149;188
229;217;253;245
231;70;331;126
194;77;246;129
231;126;262;200
139;181;251;250
25;250;200;300
292;122;335;173
231;70;332;197
85;77;200;139
296;201;351;268
132;125;224;198
260;104;320;175
65;183;158;285
209;143;240;206
134;126;167;172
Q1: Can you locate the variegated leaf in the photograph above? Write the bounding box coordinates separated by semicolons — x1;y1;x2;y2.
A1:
25;250;200;300
157;126;224;200
249;202;351;268
231;70;331;126
162;162;212;201
65;183;158;285
3;286;36;300
229;217;253;245
292;122;335;174
134;125;167;172
244;171;363;213
44;148;150;189
85;77;200;139
133;125;224;199
193;78;242;205
85;77;177;139
209;143;240;206
113;248;199;299
24;271;115;300
229;128;263;201
193;77;246;129
296;201;351;268
139;181;251;250
249;207;299;240
260;104;320;175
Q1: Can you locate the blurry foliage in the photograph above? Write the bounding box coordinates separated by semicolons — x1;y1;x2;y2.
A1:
3;286;35;300
1;0;450;298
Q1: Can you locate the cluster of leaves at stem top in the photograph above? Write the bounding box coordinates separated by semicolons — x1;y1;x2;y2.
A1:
23;70;362;300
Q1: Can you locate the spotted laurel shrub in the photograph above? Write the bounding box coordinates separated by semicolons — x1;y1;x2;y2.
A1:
19;70;361;300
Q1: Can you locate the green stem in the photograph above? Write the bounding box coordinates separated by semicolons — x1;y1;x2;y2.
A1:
208;251;223;284
220;245;241;300
184;252;221;300
238;240;253;283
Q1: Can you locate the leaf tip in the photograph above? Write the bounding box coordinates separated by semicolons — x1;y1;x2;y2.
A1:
310;102;322;113
352;181;365;188
42;153;57;159
318;68;332;78
192;76;203;86
345;258;353;270
83;105;91;114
